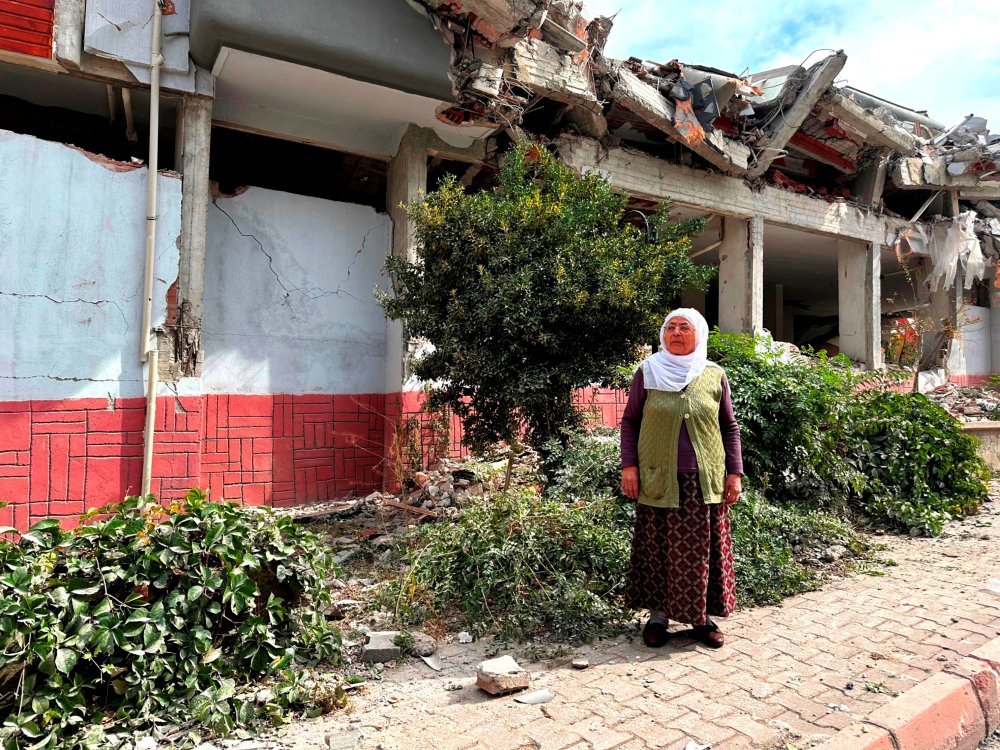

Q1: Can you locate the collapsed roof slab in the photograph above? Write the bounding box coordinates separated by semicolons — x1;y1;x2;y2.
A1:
609;63;751;176
511;38;601;111
819;90;917;153
745;51;847;179
557;134;903;244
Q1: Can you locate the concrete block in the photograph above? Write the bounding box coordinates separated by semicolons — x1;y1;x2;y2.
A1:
361;631;402;664
971;635;1000;671
866;672;986;750
947;656;1000;735
810;722;895;750
476;655;531;695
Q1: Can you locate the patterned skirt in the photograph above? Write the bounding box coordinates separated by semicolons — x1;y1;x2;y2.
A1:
624;472;737;625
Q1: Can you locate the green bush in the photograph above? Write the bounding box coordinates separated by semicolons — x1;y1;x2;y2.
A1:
396;489;633;644
730;490;869;606
709;330;988;535
378;140;714;453
542;427;624;502
845;391;988;535
0;491;343;750
707;330;866;506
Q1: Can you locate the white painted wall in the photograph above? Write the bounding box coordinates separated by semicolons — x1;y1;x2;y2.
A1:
202;187;391;394
949;304;991;377
0;129;181;401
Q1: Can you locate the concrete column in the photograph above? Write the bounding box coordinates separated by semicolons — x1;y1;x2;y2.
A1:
837;239;882;369
718;215;763;334
384;128;428;392
169;95;212;379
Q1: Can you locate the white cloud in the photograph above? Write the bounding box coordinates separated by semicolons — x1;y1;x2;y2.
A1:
582;0;1000;128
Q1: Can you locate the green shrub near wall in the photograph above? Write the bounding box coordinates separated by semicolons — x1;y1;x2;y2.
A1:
0;491;342;749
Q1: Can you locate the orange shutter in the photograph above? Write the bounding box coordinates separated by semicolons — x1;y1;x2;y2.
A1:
0;0;54;59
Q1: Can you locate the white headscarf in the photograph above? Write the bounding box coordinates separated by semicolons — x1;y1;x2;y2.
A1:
641;308;710;392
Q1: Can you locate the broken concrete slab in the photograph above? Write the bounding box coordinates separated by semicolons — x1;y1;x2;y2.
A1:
610;63;750;176
745;51;847;179
476;655;531;695
361;631;402;664
820;90;917;153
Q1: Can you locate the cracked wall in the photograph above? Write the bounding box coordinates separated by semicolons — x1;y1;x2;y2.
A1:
0;128;181;401
202;186;392;395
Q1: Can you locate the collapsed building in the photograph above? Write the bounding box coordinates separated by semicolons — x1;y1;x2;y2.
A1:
0;0;997;526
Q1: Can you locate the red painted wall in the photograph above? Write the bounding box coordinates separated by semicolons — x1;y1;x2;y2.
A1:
0;0;53;58
0;388;629;530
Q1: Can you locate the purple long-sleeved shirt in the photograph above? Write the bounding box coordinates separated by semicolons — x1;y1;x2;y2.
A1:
620;368;744;475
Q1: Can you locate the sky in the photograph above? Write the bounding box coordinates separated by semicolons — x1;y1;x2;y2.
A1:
580;0;1000;129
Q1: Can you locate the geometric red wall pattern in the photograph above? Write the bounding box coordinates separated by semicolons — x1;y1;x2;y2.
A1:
0;388;628;530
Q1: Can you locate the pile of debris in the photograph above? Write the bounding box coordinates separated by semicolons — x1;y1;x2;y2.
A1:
402;457;485;515
925;383;1000;421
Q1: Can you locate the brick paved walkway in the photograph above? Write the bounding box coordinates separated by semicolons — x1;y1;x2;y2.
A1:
276;495;1000;750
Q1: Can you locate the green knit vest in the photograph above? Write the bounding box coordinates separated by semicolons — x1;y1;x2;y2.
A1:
637;364;726;508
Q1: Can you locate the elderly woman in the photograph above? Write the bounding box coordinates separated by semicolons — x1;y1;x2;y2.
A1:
620;308;743;649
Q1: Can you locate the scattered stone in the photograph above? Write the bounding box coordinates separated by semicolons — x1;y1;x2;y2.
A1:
323;599;362;620
445;681;464;691
476;655;531;695
572;658;590;670
255;687;274;704
414;472;429;486
821;544;848;563
458;631;473;644
332;550;356;565
325;731;361;750
514;688;554;704
361;631;402;663
411;631;437;657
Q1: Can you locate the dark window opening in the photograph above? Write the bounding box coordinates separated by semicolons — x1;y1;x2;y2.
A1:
210;127;388;211
0;91;176;169
426;156;496;193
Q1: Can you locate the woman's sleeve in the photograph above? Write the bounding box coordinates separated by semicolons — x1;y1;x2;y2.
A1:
620;369;646;468
719;373;744;476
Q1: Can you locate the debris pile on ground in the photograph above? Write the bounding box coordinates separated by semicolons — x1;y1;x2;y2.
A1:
402;457;483;515
925;383;1000;421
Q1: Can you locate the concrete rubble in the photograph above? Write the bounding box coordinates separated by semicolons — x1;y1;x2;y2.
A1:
476;655;531;695
407;0;999;295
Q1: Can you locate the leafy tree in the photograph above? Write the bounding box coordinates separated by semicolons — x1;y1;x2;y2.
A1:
378;141;713;452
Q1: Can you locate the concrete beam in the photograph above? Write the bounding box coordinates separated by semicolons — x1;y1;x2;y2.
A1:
819;90;917;153
892;156;981;190
975;201;1000;219
558;135;900;244
610;64;751;176
853;149;891;209
961;184;1000;201
401;124;488;166
718;216;763;334
746;51;847;179
837;240;882;369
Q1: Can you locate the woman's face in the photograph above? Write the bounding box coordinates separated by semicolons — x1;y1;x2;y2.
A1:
664;316;697;355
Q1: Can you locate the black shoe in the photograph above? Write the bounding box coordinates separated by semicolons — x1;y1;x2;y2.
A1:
642;620;669;648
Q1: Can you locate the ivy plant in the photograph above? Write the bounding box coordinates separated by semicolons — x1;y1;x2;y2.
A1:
0;490;343;749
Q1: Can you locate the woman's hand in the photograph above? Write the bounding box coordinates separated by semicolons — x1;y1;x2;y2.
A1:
723;473;742;505
621;466;639;500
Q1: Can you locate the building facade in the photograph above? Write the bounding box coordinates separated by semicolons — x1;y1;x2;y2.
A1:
0;0;997;528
